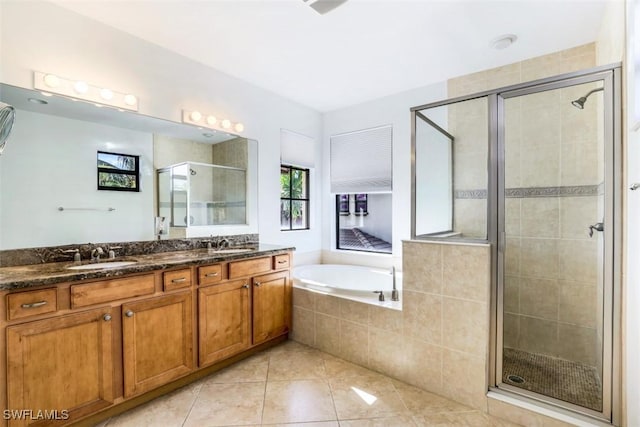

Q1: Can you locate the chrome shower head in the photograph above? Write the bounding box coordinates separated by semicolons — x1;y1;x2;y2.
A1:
571;87;603;110
571;97;587;109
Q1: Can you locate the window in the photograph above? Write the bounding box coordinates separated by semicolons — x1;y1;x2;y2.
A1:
331;125;392;254
280;165;310;230
97;151;140;192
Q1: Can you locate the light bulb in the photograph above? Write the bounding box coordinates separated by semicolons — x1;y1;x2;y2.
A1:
221;119;231;129
234;123;244;133
43;74;60;88
74;81;89;94
190;111;202;122
100;88;114;100
206;115;217;126
124;94;137;106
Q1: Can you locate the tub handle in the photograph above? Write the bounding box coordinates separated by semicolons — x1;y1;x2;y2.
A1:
373;290;385;302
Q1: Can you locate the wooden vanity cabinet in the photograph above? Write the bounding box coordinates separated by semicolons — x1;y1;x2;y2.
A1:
1;251;291;427
122;291;194;397
198;279;251;367
252;270;291;345
6;307;115;427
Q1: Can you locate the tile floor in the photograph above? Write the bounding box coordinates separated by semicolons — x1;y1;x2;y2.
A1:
97;341;519;426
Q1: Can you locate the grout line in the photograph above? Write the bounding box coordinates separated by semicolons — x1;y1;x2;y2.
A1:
180;380;203;427
259;352;271;425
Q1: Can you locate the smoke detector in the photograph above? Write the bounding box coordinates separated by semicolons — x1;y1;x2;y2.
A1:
491;34;518;50
302;0;349;15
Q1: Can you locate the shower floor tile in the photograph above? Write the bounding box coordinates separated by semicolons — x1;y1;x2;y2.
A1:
502;348;602;411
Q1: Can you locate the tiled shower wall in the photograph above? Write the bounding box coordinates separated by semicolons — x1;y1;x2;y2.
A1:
292;241;491;410
447;43;602;368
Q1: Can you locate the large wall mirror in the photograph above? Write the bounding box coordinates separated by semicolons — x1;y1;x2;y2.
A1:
0;84;258;250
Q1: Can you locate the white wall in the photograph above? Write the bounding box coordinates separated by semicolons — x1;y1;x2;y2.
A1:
0;110;153;249
624;1;639;426
0;1;322;256
322;83;446;269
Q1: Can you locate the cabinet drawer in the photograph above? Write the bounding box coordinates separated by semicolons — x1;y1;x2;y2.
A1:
7;288;57;320
198;264;223;286
164;268;192;291
71;274;155;308
273;254;290;270
228;257;272;279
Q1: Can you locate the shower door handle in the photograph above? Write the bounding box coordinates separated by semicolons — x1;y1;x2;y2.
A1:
588;222;604;237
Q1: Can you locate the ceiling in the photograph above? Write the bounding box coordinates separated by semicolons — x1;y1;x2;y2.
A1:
51;0;611;112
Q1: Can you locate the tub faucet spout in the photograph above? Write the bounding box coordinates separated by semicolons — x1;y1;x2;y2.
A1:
390;266;399;302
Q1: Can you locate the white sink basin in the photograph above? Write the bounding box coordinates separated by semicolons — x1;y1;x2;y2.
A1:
67;261;137;270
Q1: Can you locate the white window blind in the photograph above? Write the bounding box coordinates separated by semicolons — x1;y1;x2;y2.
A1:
280;129;315;168
330;125;392;193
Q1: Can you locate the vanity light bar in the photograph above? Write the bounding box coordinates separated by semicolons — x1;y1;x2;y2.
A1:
182;109;244;134
33;71;139;112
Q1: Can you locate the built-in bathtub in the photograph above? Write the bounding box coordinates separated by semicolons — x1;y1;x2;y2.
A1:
292;264;401;309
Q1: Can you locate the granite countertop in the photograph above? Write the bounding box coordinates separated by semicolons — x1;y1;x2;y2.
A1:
0;244;294;291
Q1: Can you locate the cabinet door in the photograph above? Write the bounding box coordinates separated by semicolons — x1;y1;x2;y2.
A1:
252;270;290;345
122;291;194;397
6;307;115;427
198;280;250;367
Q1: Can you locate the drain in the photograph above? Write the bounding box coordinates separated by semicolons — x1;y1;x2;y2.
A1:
507;374;525;384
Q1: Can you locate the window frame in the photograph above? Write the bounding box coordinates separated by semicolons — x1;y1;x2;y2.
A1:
280;164;310;231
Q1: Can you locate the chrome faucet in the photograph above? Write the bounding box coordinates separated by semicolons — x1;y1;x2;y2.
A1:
90;247;104;262
390;266;399;301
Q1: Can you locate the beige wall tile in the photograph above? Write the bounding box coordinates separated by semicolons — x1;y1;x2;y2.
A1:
487;62;521;90
521;51;564;81
557;323;597;366
368;327;404;378
339;320;369;366
316;313;340;355
403;290;442;345
453;199;487;239
519;277;558;321
293;287;315;310
505;237;521;276
316;294;341;317
369;306;403;334
558;282;597;328
400;338;443;394
454;151;488;190
519;144;561;187
340;299;369;325
505;199;521;236
557;239;597;283
402;242;442;294
442;245;490;303
518;316;558;356
561;142;599;186
503;314;519;349
442;297;488;356
520;238;559;280
503;276;519;314
292;307;315;347
520;198;560;239
441;349;488;410
560;197;598;239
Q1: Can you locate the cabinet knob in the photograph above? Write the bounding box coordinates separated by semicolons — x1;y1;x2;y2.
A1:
254;282;261;287
242;284;249;289
125;310;134;317
103;314;112;321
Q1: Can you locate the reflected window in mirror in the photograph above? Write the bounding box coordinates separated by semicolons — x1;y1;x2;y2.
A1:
97;151;140;192
280;165;310;231
335;193;391;254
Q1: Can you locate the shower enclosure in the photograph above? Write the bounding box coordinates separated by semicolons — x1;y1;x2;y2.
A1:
411;65;620;422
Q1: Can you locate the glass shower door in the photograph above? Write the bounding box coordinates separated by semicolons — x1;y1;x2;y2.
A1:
498;72;614;418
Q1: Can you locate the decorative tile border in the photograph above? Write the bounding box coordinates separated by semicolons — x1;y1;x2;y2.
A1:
455;185;599;200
